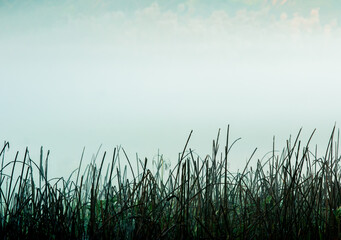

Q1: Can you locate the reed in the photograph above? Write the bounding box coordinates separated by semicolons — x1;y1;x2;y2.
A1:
0;126;341;239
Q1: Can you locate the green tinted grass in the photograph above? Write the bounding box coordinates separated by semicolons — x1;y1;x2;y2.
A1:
1;126;341;239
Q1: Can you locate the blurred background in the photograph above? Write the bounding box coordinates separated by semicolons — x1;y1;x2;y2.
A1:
1;0;340;177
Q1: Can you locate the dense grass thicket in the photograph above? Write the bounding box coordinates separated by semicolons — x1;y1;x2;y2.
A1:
1;126;341;239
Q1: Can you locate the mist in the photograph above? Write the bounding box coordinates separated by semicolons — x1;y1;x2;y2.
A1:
1;0;341;177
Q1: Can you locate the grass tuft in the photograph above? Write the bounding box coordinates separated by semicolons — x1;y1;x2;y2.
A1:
1;127;341;239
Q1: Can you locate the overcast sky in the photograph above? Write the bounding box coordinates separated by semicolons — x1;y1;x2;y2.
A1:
1;0;341;177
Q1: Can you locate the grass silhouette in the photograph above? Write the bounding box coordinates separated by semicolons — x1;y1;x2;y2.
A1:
1;126;341;239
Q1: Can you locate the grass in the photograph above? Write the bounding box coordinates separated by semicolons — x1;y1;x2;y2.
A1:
1;126;341;239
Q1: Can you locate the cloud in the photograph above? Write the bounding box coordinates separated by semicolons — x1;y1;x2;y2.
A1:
273;8;333;35
280;12;288;20
126;3;340;41
1;1;340;47
290;8;320;33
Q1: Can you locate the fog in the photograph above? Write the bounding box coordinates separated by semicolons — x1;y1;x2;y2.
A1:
1;1;341;177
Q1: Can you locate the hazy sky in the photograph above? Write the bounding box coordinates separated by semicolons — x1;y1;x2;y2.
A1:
1;0;341;177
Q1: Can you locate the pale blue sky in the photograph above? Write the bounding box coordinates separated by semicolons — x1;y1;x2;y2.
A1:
1;0;341;177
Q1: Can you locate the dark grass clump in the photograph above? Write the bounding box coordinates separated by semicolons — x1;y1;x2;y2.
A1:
1;126;341;240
